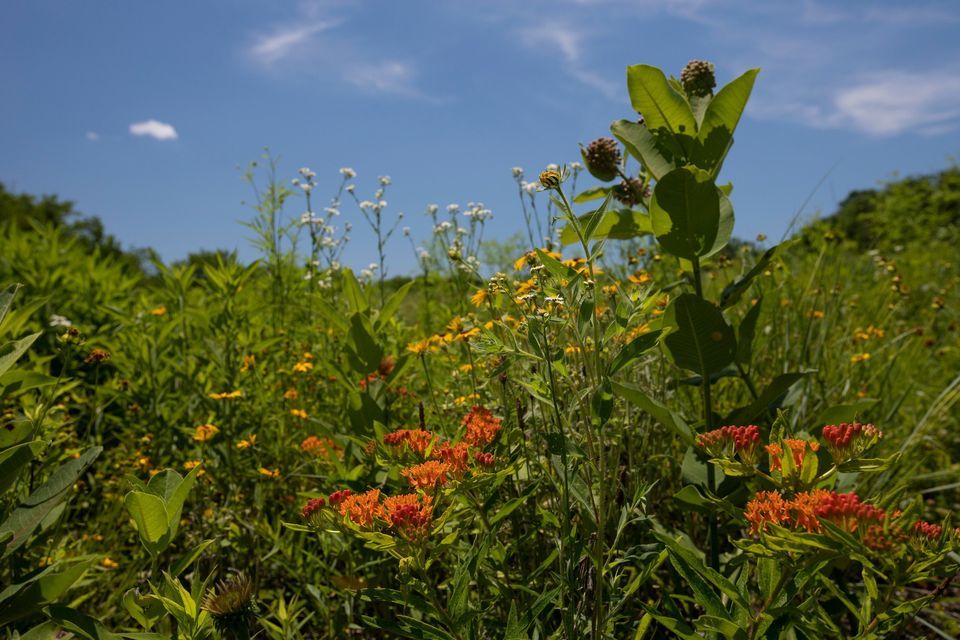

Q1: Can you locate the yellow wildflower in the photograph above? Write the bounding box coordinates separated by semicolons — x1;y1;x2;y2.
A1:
236;434;257;449
193;423;219;442
102;557;119;570
240;354;256;372
149;306;167;316
290;408;308;419
293;361;314;373
850;353;871;364
209;390;243;400
407;339;431;355
283;388;299;400
470;289;488;306
259;467;280;479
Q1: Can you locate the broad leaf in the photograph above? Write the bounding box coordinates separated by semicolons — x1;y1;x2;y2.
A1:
561;209;653;246
626;65;698;145
662;294;736;376
611;119;677;181
124;492;170;547
650;167;722;260
0;332;42;379
694;69;760;177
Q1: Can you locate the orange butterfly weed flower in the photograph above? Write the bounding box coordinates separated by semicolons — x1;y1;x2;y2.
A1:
434;441;471;475
462;405;502;448
338;489;382;528
744;491;790;535
383;493;433;540
401;460;451;490
383;429;435;457
301;436;343;460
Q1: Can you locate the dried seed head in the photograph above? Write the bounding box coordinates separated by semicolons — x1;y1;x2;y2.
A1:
582;137;621;182
680;60;717;97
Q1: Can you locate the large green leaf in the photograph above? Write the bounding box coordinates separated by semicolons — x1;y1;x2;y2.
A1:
610;119;677;181
376;280;414;330
0;446;102;558
45;605;120;640
0;332;41;379
0;439;44;494
124;492;170;548
650;167;722;260
0;283;19;328
340;268;369;314
694;69;760;177
726;372;809;425
626;65;698;141
0;558;95;626
662;294;736;376
609;330;662;375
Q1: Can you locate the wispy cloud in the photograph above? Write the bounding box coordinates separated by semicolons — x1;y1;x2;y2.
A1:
346;61;420;97
86;131;99;142
129;119;178;141
248;21;337;66
244;7;426;98
830;70;960;136
518;22;617;97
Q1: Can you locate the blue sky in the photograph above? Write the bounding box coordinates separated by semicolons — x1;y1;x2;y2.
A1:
2;0;959;273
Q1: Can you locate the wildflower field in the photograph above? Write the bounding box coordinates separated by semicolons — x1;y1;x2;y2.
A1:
3;61;960;639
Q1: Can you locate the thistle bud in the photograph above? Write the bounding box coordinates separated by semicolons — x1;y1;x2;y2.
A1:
582;137;621;182
538;169;561;190
201;573;258;640
680;60;716;97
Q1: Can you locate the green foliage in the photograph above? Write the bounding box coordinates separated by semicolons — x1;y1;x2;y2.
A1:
1;61;959;640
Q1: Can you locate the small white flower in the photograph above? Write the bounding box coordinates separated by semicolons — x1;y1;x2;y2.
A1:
570;161;583;170
367;263;378;272
346;184;356;193
546;163;559;172
378;200;387;209
340;167;357;178
417;248;430;259
427;204;439;215
359;200;375;210
512;167;524;178
300;212;312;225
49;314;72;327
403;226;411;236
299;183;313;193
447;204;460;214
345;222;353;231
325;207;339;216
374;188;384;200
379;175;392;186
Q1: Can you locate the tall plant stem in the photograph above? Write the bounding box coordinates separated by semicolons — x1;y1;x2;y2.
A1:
692;256;720;570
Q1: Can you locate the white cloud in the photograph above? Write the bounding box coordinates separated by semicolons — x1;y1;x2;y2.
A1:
248;21;336;65
830;71;960;136
86;131;99;142
129;119;178;141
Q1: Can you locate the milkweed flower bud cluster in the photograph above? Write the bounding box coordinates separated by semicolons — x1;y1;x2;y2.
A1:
697;425;760;465
680;59;717;97
822;422;882;464
582;137;621;182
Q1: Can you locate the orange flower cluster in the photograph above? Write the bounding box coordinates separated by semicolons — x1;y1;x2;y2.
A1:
401;460;451;490
745;489;885;536
462;405;502;447
301;436;343;460
338;489;382;527
383;493;434;540
822;423;882;463
383;429;435;457
434;441;471;475
697;425;761;464
766;439;819;472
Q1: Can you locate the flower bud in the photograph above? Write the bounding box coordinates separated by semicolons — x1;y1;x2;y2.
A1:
538;169;561;190
582;137;621;182
680;60;717;97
